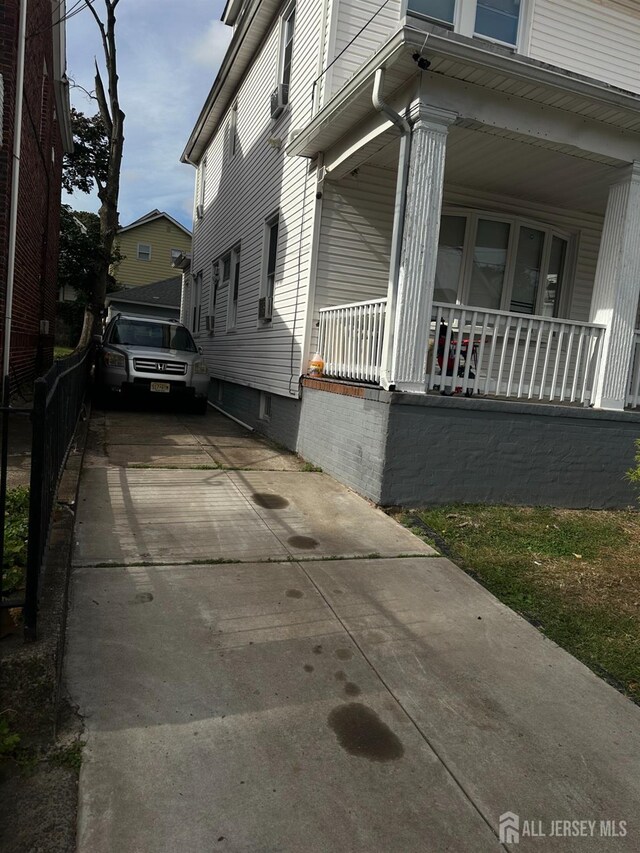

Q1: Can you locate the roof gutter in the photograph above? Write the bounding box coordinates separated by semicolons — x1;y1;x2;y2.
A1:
372;68;411;391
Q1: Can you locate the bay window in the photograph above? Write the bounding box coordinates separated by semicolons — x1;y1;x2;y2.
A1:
407;0;524;49
434;210;571;317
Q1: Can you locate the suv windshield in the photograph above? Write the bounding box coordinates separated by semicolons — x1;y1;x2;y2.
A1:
110;320;197;353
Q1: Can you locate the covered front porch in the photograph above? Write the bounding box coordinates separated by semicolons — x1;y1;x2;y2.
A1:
293;49;640;413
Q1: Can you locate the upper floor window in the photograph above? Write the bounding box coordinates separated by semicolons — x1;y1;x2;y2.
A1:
171;248;183;264
280;3;296;100
435;211;569;317
226;247;241;330
259;214;279;323
408;0;523;48
137;243;151;262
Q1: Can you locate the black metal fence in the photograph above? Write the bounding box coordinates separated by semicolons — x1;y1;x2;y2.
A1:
0;347;93;640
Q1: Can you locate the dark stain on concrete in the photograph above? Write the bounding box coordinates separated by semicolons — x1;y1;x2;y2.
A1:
334;670;347;682
335;648;353;661
313;644;323;655
344;682;361;697
328;703;404;762
303;664;314;673
132;592;153;604
288;535;319;549
286;589;304;599
251;493;289;509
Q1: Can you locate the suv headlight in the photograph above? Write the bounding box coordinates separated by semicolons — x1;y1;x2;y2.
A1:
193;359;209;375
104;350;126;369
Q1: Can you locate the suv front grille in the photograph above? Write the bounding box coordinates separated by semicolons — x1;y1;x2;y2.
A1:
133;359;187;376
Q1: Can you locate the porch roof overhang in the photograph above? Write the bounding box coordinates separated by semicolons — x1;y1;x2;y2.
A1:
287;23;640;164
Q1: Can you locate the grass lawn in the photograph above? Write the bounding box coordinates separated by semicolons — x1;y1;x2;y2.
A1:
54;346;73;359
406;505;640;704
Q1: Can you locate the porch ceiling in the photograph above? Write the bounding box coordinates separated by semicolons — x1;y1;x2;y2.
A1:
362;125;624;215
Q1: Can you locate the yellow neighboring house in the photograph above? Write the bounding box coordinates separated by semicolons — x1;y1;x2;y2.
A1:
111;209;192;288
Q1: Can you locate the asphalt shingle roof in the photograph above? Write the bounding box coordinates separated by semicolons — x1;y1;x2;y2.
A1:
109;276;182;308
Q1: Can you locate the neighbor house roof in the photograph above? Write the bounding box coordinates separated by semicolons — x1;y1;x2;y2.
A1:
106;277;182;310
118;210;192;238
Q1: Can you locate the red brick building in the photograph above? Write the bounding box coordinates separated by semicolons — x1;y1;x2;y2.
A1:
0;0;73;387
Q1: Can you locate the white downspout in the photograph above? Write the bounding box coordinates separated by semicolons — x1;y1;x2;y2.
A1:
3;0;29;401
373;67;411;391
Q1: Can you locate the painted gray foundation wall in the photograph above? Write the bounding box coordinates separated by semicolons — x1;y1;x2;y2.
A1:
298;385;640;509
210;379;301;449
383;394;640;508
297;387;389;503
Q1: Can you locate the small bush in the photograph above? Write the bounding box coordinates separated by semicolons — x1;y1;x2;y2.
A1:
2;486;29;595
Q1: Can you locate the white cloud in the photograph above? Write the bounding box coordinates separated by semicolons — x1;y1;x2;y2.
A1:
192;20;233;70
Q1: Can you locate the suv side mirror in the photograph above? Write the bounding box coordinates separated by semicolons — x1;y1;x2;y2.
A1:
93;334;103;345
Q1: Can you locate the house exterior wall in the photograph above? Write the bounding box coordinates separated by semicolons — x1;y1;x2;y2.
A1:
190;0;324;399
528;0;640;94
323;0;640;103
313;164;605;355
113;219;192;288
297;382;640;508
0;0;65;387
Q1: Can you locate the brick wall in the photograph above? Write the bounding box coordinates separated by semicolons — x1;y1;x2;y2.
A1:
0;0;63;390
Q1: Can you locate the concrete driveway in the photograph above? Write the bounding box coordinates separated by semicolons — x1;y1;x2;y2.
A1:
66;404;640;852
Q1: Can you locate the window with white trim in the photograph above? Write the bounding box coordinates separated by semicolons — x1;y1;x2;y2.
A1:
137;243;151;261
279;3;296;104
209;259;220;335
229;101;238;158
220;247;240;331
197;156;207;218
407;0;524;49
435;211;570;317
259;214;279;323
171;248;182;263
191;270;203;333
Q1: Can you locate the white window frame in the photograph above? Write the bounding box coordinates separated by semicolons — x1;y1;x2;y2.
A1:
405;0;530;52
197;156;207;218
137;243;152;262
221;246;241;332
171;248;182;264
259;213;280;327
437;207;574;318
191;270;203;334
277;1;296;103
209;259;220;335
228;101;238;158
259;391;272;422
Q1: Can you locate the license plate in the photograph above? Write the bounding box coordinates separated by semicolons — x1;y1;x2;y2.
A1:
150;382;170;393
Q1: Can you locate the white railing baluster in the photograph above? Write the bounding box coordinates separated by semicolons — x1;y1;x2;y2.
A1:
626;330;640;408
317;299;607;402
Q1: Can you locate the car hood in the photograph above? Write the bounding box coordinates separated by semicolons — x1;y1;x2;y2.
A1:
107;345;199;363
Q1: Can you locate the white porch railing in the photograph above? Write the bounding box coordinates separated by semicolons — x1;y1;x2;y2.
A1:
626;330;640;408
318;298;387;383
428;303;605;405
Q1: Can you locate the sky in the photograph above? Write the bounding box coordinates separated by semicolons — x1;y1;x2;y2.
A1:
62;0;233;230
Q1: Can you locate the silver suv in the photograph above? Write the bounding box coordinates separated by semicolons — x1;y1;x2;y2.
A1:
96;314;210;413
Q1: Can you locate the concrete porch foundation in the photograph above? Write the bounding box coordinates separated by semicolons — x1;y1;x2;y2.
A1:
298;380;640;509
212;377;640;508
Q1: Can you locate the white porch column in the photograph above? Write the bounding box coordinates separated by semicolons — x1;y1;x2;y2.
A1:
590;162;640;410
388;104;456;393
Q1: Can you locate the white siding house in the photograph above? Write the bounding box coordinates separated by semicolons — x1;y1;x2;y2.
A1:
183;0;640;508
